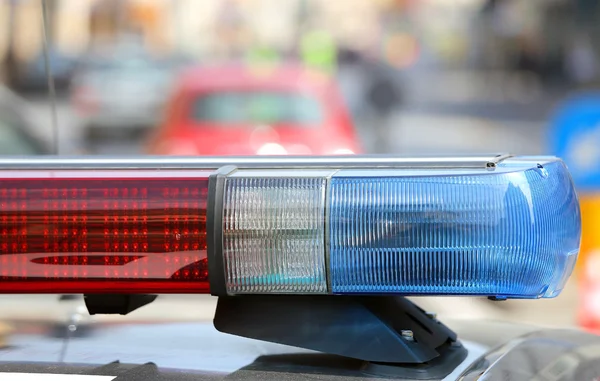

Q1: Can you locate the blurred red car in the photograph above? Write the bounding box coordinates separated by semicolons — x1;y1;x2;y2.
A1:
145;64;361;156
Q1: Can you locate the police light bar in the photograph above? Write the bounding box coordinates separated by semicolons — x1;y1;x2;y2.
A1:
0;155;581;299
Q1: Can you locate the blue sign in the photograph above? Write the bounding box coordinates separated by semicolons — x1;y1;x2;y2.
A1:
550;93;600;190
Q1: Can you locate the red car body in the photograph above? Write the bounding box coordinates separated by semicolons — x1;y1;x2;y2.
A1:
146;65;361;156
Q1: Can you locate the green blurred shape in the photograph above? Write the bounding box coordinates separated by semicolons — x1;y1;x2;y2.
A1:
300;30;337;74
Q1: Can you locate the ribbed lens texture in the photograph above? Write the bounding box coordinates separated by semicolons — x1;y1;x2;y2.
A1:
223;177;327;294
329;161;581;298
0;171;211;294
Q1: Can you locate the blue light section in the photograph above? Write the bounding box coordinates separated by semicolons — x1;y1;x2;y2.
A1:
328;160;581;298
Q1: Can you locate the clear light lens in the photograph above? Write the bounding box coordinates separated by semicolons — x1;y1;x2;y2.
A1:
223;176;327;294
328;160;581;298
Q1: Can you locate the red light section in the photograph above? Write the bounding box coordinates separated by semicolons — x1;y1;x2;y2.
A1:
30;255;146;266
0;170;212;293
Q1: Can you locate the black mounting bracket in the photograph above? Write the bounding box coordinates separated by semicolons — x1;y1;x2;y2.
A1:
84;294;157;315
214;295;464;365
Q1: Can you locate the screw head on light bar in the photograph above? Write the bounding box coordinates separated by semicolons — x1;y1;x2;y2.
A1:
0;155;581;299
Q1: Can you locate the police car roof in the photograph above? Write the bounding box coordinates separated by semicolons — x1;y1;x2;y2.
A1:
0;317;598;381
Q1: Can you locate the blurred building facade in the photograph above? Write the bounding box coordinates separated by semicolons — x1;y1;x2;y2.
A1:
2;0;600;90
0;0;422;80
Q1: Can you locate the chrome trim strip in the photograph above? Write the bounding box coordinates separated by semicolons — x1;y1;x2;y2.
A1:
0;154;522;170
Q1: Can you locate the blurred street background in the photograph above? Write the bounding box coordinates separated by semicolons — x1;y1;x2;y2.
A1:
0;0;599;332
0;0;565;156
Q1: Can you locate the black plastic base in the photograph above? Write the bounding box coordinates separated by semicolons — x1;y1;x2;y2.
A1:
214;295;460;365
84;294;157;315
